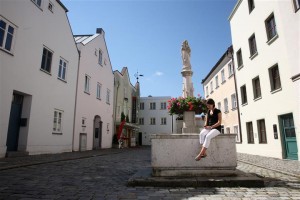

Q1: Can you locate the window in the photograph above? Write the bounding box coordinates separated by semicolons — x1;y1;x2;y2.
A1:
228;62;234;77
240;85;248;105
217;102;221;110
248;34;257;57
84;75;90;93
140;102;144;110
221;70;226;83
48;1;54;12
210;81;213;93
293;0;300;12
226;127;230;134
221;125;224;134
215;75;219;88
257;119;267;143
161;102;166;110
236;49;243;68
252;76;261;99
265;14;277;41
248;0;255;13
96;83;101;99
150;102;156;110
150;118;156;125
40;47;53;73
0;18;16;53
246;122;254;144
32;0;42;7
224;98;229;113
58;58;67;81
206;86;209;97
161;117;167;125
269;64;281;91
98;50;103;65
234;125;241;142
53;109;63;133
139;118;144;125
231;93;237;110
106;89;110;104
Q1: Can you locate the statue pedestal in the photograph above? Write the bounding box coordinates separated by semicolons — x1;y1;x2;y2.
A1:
151;134;237;177
182;111;199;134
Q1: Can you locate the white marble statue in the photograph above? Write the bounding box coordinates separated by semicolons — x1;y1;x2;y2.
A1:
181;40;191;70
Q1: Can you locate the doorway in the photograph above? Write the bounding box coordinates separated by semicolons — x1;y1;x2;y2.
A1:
6;93;23;151
279;113;298;160
93;116;103;149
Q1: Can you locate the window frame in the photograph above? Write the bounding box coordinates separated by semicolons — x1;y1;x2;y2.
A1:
221;69;226;83
40;47;53;74
150;117;156;125
140;102;144;110
236;49;243;69
231;93;237;110
53;109;63;134
96;82;101;100
150;102;156;110
246;121;254;144
31;0;42;9
265;13;277;42
160;102;166;110
257;119;267;144
248;34;258;58
161;117;167;125
224;98;229;113
106;89;110;104
98;49;103;66
84;75;91;94
268;64;282;92
248;0;255;13
139;118;144;125
240;85;248;105
0;17;16;54
293;0;300;12
228;62;234;77
252;76;261;100
58;57;68;81
215;75;219;88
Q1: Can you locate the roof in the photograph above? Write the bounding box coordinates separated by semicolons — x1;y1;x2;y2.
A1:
74;34;99;45
201;46;233;84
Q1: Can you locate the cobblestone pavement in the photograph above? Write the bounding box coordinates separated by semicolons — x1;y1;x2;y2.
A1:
0;147;299;200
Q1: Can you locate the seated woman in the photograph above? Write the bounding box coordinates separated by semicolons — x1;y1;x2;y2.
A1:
195;98;222;161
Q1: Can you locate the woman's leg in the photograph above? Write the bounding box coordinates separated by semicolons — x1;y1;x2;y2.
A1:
202;129;221;149
199;128;209;145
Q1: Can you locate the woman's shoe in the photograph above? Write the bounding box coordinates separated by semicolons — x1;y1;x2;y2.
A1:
201;154;207;158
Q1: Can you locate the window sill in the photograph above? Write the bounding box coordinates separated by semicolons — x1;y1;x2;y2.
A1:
0;48;14;56
247;142;255;144
267;34;278;45
215;86;219;89
106;102;110;105
57;77;67;83
224;111;229;114
84;91;90;95
31;0;43;11
253;96;262;102
221;80;226;85
210;91;214;94
249;52;258;60
231;107;237;111
228;74;234;79
291;73;300;82
241;102;248;107
97;97;101;100
52;132;62;135
237;64;244;71
259;142;267;144
40;68;52;76
271;87;282;94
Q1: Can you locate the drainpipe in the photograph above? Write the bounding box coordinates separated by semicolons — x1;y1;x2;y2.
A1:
227;47;242;141
114;81;120;136
72;49;81;151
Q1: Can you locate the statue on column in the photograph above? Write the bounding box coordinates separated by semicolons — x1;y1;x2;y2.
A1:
181;40;191;70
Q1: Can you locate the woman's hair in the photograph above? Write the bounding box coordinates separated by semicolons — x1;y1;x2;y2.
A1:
206;98;215;108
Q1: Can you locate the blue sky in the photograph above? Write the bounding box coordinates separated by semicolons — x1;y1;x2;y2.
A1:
62;0;237;98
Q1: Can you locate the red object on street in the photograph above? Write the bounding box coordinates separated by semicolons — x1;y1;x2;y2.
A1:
117;120;126;140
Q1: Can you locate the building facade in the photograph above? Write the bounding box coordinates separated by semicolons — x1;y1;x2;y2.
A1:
202;47;240;140
0;0;79;157
138;96;175;145
73;28;114;151
229;0;300;159
113;67;140;147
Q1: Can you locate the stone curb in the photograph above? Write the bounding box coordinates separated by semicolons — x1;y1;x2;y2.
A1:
237;159;300;179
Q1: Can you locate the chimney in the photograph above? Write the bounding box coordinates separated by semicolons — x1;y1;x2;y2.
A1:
96;28;105;36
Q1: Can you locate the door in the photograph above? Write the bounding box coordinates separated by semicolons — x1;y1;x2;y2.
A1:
93;116;102;149
280;114;298;160
6;94;23;151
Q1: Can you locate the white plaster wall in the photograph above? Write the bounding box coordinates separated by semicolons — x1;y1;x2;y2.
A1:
0;0;79;156
73;33;114;151
230;0;300;158
139;96;174;145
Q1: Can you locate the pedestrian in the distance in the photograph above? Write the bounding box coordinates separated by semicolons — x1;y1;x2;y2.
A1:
195;98;222;161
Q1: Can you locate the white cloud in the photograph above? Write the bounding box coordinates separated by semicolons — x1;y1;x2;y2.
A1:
154;71;164;76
